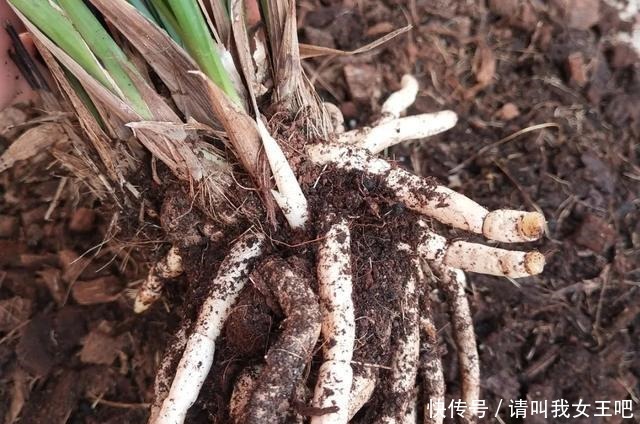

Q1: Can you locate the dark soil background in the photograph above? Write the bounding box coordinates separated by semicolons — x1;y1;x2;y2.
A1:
1;0;639;423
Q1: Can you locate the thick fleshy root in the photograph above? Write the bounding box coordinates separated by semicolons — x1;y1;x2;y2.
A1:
419;305;445;424
307;144;545;244
435;266;480;424
229;366;261;423
149;324;188;424
154;233;265;424
135;246;184;313
311;217;355;424
403;394;418;424
257;118;309;229
336;74;458;154
348;369;377;420
417;224;545;278
245;258;322;424
340;112;458;154
375;254;420;423
379;74;419;122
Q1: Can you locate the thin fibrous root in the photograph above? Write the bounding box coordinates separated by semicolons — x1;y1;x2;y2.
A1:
375;250;420;424
379;74;419;122
434;266;480;424
419;284;445;424
155;232;266;424
417;223;545;278
348;369;377;420
135;246;184;313
307;144;545;243
256;118;309;228
311;216;355;424
338;112;458;155
229;366;261;423
245;257;322;424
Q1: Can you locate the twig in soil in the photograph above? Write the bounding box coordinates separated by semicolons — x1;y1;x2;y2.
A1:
244;257;321;423
44;177;68;220
449;122;560;174
89;396;150;409
417;224;545;278
155;232;265;424
593;264;612;346
135;246;184;313
311;217;355;424
308;145;545;244
434;266;480;424
375;252;420;423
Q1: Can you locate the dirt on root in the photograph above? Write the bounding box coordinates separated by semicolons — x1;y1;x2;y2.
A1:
1;0;640;423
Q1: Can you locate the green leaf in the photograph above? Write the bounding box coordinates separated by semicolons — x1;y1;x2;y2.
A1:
8;0;113;90
57;0;152;118
166;0;240;103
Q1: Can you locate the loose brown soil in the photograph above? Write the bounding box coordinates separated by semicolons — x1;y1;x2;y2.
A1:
1;1;639;423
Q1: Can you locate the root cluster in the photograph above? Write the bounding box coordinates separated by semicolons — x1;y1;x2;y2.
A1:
135;75;546;424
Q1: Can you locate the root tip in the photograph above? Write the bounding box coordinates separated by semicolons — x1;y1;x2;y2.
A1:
524;251;545;275
519;212;545;240
400;74;419;90
133;299;148;314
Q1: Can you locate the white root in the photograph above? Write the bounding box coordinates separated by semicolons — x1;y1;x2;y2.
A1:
245;258;322;424
420;316;445;424
434;266;480;424
256;118;309;229
348;369;377;420
149;324;188;424
379;74;419;122
367;112;456;154
342;112;458;155
323;102;345;134
155;232;265;424
135;246;184;313
307;144;545;243
337;74;456;154
231;366;375;422
419;287;445;424
416;224;545;278
229;366;261;423
376;253;420;423
311;217;355;424
403;394;418;424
